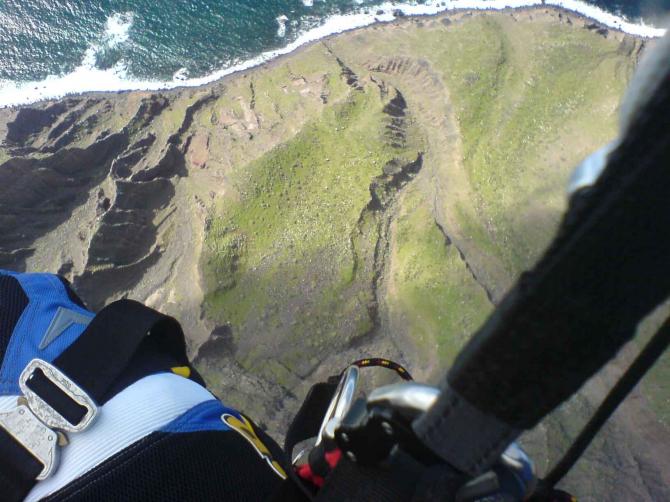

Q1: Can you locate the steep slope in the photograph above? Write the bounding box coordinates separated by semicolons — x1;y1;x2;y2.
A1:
0;7;667;499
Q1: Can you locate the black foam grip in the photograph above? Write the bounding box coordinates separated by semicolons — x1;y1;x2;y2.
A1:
446;71;670;429
0;274;28;362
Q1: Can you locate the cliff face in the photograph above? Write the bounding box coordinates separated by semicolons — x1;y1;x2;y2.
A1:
1;8;668;500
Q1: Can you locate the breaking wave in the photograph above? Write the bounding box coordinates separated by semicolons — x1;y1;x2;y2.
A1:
0;1;665;108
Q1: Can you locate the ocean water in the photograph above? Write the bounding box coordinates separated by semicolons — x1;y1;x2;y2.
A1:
0;0;667;107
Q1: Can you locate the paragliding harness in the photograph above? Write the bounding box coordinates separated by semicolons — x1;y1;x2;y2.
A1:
270;38;670;501
0;300;206;500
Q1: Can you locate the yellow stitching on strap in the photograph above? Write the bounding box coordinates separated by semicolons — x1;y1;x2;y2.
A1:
171;366;191;378
222;414;287;479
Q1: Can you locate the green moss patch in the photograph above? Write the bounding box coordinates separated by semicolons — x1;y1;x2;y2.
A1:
388;187;492;367
202;85;420;380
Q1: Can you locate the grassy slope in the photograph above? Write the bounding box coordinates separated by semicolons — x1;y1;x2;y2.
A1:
427;16;670;426
322;12;638;381
199;10;670;430
204;90;382;325
202;83;421;383
417;14;633;275
389;185;491;367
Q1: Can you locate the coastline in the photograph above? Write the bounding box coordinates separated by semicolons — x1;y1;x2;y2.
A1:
0;0;664;110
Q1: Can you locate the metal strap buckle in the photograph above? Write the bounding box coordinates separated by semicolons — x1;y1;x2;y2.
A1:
0;403;59;480
0;359;98;481
19;358;98;432
317;365;359;444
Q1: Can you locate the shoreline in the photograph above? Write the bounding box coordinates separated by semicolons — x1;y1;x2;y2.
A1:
0;1;664;110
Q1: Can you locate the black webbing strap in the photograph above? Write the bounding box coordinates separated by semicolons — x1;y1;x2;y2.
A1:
316;454;422;502
4;299;190;502
0;428;42;502
415;52;670;474
314;450;469;502
49;299;189;404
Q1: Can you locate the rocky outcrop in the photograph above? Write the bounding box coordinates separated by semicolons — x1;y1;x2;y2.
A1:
128;95;169;133
5;100;74;145
350;153;424;347
111;134;156;178
132;143;187;181
0;130;129;270
324;43;364;91
169;93;218;145
0;89;202;308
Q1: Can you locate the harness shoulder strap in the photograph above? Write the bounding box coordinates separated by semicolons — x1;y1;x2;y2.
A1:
0;299;193;502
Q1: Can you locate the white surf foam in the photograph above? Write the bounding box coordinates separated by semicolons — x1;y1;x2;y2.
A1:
104;12;134;46
173;67;190;82
277;15;289;38
0;1;666;108
80;12;134;69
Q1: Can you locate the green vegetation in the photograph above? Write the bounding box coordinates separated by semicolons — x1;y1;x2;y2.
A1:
389;187;492;366
197;11;668;430
202;84;420;380
415;16;635;274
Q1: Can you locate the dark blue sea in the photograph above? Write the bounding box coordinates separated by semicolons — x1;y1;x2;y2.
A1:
0;0;667;106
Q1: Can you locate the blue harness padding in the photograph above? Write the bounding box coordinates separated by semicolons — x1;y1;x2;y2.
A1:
0;271;94;395
1;270;279;502
161;399;234;434
0;270;242;431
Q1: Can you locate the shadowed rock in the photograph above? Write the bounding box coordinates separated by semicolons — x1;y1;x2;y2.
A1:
5;101;73;145
132;143;187;182
168;93;219;145
194;325;236;362
128;95;170;132
74;247;163;311
0;131;129;270
111;134;157;178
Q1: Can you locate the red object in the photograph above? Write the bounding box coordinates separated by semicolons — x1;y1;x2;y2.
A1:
324;448;342;469
295;448;343;489
296;463;326;488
